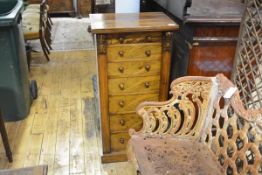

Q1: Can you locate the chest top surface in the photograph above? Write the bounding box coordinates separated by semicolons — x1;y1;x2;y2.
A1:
90;12;179;34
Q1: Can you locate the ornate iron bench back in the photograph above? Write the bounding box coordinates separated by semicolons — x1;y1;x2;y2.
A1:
201;74;262;174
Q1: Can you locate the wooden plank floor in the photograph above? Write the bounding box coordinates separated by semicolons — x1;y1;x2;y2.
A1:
0;51;135;175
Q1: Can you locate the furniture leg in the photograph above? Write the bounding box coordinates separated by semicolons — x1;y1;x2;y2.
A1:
45;30;52;50
0;111;12;163
40;34;50;61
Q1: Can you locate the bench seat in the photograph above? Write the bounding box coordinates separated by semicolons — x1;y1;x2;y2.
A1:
129;135;223;175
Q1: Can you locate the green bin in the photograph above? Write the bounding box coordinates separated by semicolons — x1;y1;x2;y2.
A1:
0;0;32;121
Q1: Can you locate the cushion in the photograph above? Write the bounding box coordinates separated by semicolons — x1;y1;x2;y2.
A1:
24;8;40;14
22;13;40;40
130;136;223;175
27;4;40;9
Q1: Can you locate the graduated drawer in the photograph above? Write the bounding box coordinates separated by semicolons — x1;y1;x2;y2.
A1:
111;132;130;152
107;43;162;62
110;114;143;133
109;94;159;114
108;76;160;95
107;32;162;45
108;60;161;78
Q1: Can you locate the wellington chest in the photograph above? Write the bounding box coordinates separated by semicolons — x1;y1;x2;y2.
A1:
90;12;179;163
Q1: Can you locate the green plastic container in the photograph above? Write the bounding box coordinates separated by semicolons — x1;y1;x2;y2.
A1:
0;0;31;121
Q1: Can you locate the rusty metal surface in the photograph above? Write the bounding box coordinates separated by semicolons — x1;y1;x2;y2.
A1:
202;74;262;175
130;136;223;175
129;75;262;174
231;0;262;110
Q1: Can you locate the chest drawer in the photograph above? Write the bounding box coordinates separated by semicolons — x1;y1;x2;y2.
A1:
110;114;142;133
108;60;161;78
111;132;130;152
194;26;239;38
108;76;160;95
107;43;162;62
109;94;159;114
107;32;162;45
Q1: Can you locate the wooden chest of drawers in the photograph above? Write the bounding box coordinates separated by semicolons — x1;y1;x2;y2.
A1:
147;0;244;80
90;12;179;163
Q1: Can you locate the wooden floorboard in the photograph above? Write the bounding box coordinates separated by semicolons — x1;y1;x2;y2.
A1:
0;50;135;175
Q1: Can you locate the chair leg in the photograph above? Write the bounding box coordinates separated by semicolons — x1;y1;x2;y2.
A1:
40;37;50;61
44;42;50;54
41;31;50;54
47;20;52;31
0;112;12;163
41;37;50;54
48;14;53;25
45;29;52;50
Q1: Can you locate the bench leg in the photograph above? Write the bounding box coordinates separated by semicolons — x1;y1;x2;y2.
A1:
0;112;12;163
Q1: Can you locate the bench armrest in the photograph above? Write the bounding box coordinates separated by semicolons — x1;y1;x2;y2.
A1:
129;76;215;139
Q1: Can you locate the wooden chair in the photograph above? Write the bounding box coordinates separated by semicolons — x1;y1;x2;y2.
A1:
128;74;262;175
0;111;12;163
22;0;52;61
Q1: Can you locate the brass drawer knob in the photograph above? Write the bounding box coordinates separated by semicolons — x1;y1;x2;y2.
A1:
119;119;125;126
145;50;151;57
145;64;151;71
119;138;125;144
193;42;199;47
145;82;150;88
118;66;124;73
119;51;125;57
119;83;125;90
119;100;125;108
146;36;152;42
119;37;125;44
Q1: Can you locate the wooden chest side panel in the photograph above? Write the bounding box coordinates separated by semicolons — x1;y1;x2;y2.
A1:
97;35;110;153
48;0;74;13
108;76;160;95
188;43;236;77
194;26;240;37
77;0;91;17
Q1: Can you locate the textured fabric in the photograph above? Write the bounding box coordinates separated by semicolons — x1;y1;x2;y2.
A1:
24;8;40;13
27;4;41;9
22;13;40;40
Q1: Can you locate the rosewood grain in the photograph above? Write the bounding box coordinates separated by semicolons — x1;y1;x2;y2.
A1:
48;0;75;14
90;12;179;34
